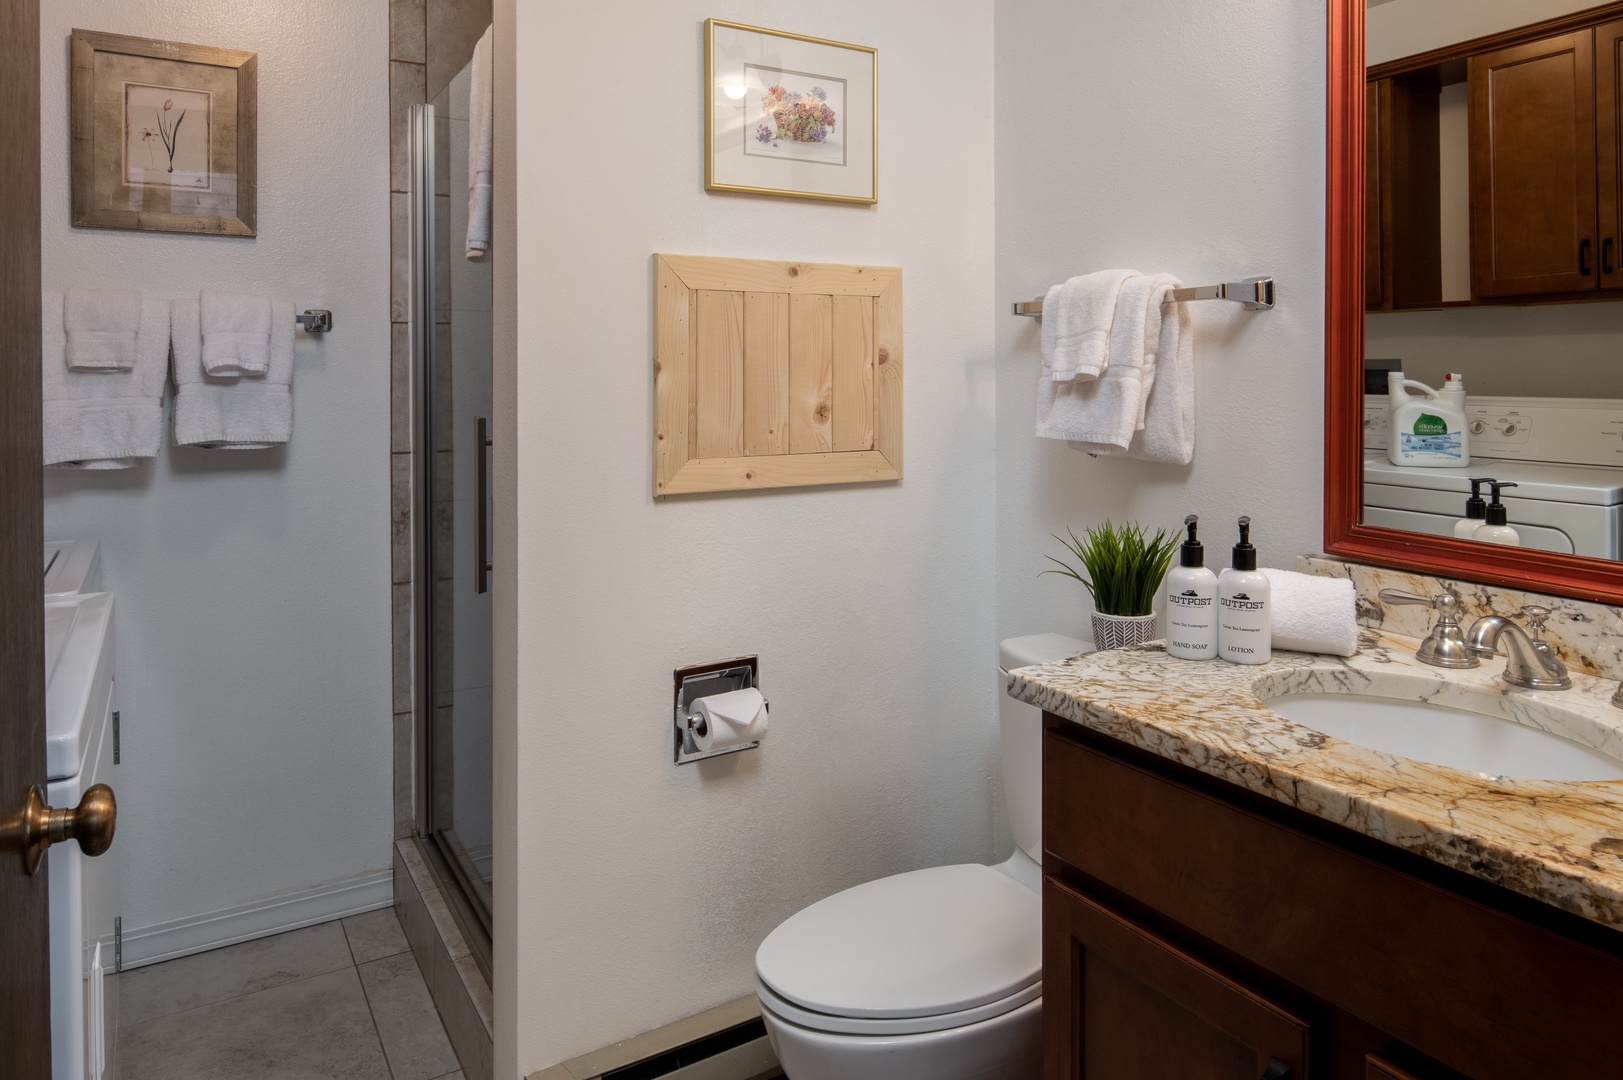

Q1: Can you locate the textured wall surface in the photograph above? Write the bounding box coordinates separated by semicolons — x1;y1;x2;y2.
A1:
993;0;1327;654
495;0;997;1073
39;0;392;935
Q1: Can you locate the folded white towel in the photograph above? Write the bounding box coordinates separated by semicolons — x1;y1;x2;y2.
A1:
63;288;143;371
1060;274;1177;453
466;25;493;261
1040;269;1136;382
200;289;273;376
172;297;294;448
1261;568;1359;657
43;292;168;468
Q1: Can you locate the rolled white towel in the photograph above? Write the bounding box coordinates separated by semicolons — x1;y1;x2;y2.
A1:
63;287;143;370
1260;569;1359;657
200;289;273;376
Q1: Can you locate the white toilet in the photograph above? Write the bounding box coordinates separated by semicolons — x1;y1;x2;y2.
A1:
755;633;1088;1080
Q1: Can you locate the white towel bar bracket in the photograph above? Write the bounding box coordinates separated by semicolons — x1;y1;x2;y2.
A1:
1012;275;1274;317
295;309;333;333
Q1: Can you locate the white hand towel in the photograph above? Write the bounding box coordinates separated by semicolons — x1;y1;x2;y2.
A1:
1040;269;1136;382
1061;275;1177;453
172;297;294;448
466;25;493;261
63;288;143;371
1261;568;1359;657
43;292;168;468
1121;289;1195;464
200;289;273;376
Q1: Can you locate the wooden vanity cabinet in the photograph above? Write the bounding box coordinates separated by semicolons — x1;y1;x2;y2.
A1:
1042;718;1623;1080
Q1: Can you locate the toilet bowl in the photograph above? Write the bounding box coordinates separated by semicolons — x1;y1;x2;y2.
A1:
755;634;1088;1080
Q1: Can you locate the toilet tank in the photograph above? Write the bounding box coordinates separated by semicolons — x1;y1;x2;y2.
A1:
999;634;1088;862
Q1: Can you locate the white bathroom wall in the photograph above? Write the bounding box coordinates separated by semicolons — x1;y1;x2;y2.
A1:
39;0;393;953
495;0;997;1073
994;0;1326;641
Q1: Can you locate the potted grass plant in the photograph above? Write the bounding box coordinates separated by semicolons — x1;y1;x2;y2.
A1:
1043;521;1180;650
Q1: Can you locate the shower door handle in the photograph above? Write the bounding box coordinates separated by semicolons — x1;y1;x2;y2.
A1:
475;417;492;594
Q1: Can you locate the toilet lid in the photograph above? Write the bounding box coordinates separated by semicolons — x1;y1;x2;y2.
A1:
755;863;1041;1020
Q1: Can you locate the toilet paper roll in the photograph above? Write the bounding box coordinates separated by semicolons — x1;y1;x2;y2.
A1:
690;686;769;753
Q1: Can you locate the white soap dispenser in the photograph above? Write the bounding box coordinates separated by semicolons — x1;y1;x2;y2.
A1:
1165;515;1219;661
1473;481;1522;546
1218;516;1272;665
1453;477;1495;539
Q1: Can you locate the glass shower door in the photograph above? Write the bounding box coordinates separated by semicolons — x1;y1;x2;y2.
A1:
411;65;493;955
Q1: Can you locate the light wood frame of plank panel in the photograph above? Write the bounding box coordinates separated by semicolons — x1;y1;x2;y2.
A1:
70;29;257;236
654;254;901;496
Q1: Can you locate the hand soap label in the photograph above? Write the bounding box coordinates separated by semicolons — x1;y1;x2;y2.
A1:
1398;412;1464;461
1166;589;1216;658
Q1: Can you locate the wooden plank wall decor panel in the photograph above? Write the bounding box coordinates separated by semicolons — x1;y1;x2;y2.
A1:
743;291;789;455
789;293;834;454
654;254;901;495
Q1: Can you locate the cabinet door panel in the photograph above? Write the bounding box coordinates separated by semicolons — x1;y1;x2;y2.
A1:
1366;1057;1423;1080
1469;29;1598;297
1599;20;1623;289
1367;79;1387;308
1044;875;1308;1080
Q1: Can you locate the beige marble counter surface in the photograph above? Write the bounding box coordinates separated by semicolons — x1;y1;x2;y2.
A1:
1008;630;1623;932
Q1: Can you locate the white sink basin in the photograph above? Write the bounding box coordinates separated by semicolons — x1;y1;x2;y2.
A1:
1266;693;1623;782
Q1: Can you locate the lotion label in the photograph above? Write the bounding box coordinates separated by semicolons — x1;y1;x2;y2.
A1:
1218;592;1269;661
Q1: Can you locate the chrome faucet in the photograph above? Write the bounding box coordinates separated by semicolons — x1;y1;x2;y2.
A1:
1377;589;1479;668
1464;607;1571;690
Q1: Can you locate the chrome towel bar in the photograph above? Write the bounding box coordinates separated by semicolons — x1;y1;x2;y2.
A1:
1012;276;1275;317
294;309;333;333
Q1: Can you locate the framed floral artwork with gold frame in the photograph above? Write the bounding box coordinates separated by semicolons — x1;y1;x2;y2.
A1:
70;29;257;236
705;19;876;204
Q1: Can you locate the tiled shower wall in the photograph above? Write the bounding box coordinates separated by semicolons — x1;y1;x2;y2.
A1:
389;0;492;842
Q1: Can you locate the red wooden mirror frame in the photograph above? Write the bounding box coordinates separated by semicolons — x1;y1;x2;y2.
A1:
1323;0;1623;604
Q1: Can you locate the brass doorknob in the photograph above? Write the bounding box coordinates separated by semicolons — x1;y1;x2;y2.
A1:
1;784;117;875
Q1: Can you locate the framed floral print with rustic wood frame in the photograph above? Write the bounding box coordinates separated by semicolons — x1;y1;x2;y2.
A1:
71;29;257;236
705;19;876;204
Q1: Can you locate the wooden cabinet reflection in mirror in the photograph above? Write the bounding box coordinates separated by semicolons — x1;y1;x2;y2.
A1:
1326;0;1623;605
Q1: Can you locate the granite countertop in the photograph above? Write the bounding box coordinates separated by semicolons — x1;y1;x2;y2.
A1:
1008;630;1623;932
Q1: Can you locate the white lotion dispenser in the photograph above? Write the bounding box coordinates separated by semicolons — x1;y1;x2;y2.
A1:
1473;481;1522;546
1454;477;1495;539
1387;371;1470;467
1165;515;1219;660
1218;516;1271;665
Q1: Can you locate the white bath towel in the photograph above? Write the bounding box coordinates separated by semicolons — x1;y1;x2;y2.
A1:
466;24;493;261
200;289;273;376
1058;275;1177;453
63;288;143;371
172;297;294;448
43;292;168;468
1261;568;1359;657
1040;269;1136;382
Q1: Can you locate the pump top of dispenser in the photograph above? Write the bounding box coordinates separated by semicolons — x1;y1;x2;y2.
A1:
1464;477;1494;521
1483;482;1518;526
1231;516;1257;571
1181;515;1205;568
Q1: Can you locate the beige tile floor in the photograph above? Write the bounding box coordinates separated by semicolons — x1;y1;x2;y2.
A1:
119;908;463;1080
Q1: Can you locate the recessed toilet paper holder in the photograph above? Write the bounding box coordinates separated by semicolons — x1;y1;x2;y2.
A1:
674;655;765;765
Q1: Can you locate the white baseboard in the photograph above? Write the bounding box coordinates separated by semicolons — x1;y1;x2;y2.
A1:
120;869;394;970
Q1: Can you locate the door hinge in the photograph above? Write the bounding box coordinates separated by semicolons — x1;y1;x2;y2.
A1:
113;711;120;764
114;917;122;972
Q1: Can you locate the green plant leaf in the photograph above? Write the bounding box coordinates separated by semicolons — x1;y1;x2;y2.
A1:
1039;520;1180;616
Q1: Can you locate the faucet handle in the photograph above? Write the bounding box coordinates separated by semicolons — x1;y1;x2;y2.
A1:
1522;605;1552;640
1376;589;1478;669
1378;589;1460;617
